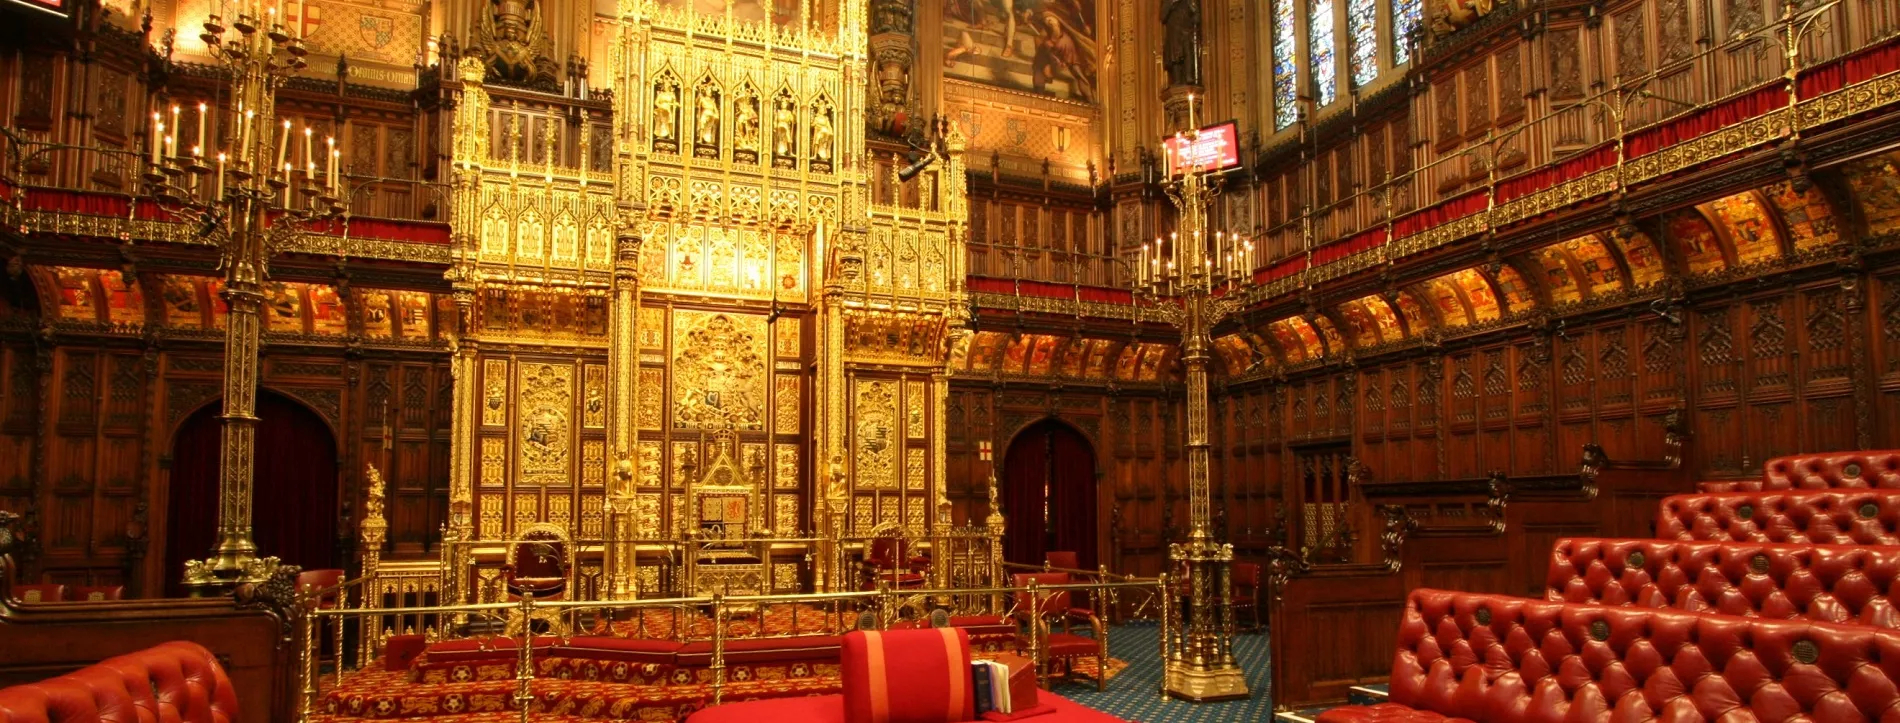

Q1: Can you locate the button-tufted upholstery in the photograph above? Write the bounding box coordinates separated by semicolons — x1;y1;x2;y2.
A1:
1655;490;1900;544
1761;450;1900;490
1315;588;1900;723
0;641;238;723
1546;538;1900;628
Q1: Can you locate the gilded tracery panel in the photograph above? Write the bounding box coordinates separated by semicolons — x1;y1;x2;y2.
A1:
518;363;574;487
671;311;768;430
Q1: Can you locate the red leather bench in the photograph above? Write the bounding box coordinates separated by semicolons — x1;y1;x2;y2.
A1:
1698;450;1900;493
1547;537;1900;628
685;627;1124;723
1316;588;1900;723
1655;490;1900;544
0;641;238;723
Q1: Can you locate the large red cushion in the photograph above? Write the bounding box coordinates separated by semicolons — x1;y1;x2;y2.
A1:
684;694;848;723
841;628;976;723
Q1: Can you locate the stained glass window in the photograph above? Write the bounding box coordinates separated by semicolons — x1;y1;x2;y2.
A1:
1310;0;1338;107
1394;0;1422;66
1273;0;1299;130
1349;0;1379;87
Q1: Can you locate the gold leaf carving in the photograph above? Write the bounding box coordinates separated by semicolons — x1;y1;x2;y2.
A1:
672;440;700;488
583;365;607;428
774;444;799;489
906;497;925;535
635;493;662;537
639;440;664;487
580;494;604;538
639;367;665;429
519;363;573;486
775;374;801;434
514;493;540;529
547;493;572;527
638;307;666;348
480;495;504;538
905;380;925;438
482;359;509;426
775;317;801;357
742;442;767;484
672;311;767;430
481;437;507;488
773;561;799;591
582;439;606;487
854;379;897;488
906;447;926;491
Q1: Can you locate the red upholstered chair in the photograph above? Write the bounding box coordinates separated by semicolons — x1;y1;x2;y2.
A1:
68;585;124;602
863;528;929;590
296;569;346;607
1011;572;1108;691
503;525;569;601
1043;550;1080;571
1231;562;1262;632
9;584;65;603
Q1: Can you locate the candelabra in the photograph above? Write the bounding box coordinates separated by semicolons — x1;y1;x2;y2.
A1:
1135;106;1252;702
150;0;347;592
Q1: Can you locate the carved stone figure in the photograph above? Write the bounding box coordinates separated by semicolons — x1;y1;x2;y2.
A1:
1161;0;1201;87
811;106;835;162
733;94;761;152
653;82;680;141
473;0;560;89
1430;0;1497;37
773;96;798;158
695;86;721;146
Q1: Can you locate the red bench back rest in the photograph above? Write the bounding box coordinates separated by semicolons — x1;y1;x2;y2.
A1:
1546;538;1900;628
1762;450;1900;491
0;642;236;723
1655;491;1900;544
1393;588;1900;722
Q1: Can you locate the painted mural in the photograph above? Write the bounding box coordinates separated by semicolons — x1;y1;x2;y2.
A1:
1665;210;1727;275
1534;246;1582;305
1613;230;1665;288
1335;299;1384;347
1699;192;1784;266
1763;181;1839;252
943;0;1099;103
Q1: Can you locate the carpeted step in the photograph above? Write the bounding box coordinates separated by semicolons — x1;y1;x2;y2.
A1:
320;667;840;721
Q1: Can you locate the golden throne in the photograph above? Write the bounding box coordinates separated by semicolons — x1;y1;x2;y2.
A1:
503;522;574;634
685;432;765;599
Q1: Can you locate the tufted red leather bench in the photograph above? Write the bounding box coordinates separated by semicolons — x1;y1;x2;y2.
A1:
0;641;239;723
1655;490;1900;544
1546;537;1900;628
1697;450;1900;493
1316;588;1900;723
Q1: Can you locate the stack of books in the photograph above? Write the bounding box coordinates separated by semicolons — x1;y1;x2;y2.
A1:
971;654;1040;719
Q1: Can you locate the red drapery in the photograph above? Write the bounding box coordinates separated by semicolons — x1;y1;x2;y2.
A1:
1001;421;1097;570
164;391;340;596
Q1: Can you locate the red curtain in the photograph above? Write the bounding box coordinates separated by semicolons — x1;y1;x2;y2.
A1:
1001;421;1098;570
1047;427;1097;572
165;392;340;596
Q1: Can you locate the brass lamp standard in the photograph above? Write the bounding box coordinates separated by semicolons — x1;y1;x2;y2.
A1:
146;3;344;591
1135;114;1252;702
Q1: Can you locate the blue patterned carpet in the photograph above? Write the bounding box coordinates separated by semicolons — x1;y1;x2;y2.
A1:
1048;623;1273;722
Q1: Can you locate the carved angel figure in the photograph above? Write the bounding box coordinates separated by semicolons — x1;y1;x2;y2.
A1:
696;87;721;145
653;83;679;140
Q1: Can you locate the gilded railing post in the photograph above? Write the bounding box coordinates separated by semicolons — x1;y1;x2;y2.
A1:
300;593;318;723
514;593;535;723
710;593;727;706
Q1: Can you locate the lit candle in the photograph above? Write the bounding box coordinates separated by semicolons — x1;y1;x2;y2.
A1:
238;108;252;159
325;136;335;187
275;119;291;169
1140;243;1149;286
302;126;313;178
215;153;227;197
195;102;207;157
168;105;181;157
1188;93;1197;129
329;148;339;192
150;113;163;164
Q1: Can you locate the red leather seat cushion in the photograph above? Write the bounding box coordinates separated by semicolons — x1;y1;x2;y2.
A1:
677;636;841;666
380;635;428;670
1316;702;1470;723
684;694;848;723
1546;538;1900;628
1044;633;1098;659
1656;490;1900;545
1764;450;1900;490
0;641;238;723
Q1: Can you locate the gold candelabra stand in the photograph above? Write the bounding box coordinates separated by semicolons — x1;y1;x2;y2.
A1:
1134;110;1251;702
155;1;348;592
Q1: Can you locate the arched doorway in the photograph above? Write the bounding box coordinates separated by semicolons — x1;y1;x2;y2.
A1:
1000;419;1097;570
164;390;339;596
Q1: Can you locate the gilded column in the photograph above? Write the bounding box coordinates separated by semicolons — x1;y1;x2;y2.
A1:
817;222;853;592
207;228;265;577
440;57;492;608
605;226;642;600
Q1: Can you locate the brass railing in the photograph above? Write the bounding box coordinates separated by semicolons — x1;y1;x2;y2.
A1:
298;578;1169;723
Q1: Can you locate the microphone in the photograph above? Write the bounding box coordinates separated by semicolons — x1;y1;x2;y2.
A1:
897;150;937;181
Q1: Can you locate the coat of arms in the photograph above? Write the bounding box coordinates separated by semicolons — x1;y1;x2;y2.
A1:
358;14;396;51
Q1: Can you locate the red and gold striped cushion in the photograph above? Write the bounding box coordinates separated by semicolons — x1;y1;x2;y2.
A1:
841;628;975;723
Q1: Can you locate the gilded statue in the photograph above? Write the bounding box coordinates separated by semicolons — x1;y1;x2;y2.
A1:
696;85;721;146
733;95;761;152
653;82;680;141
1161;0;1202;87
473;0;560;89
1430;0;1497;36
773;96;798;158
811;106;835;163
364;465;387;522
